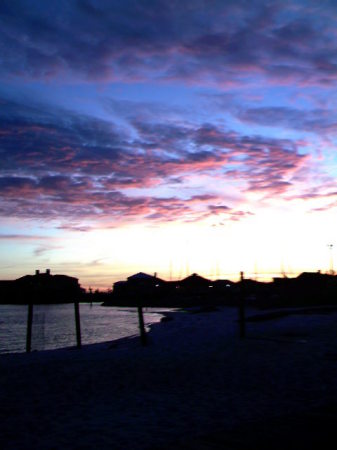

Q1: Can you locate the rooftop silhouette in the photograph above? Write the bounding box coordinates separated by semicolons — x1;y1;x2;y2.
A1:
0;269;84;304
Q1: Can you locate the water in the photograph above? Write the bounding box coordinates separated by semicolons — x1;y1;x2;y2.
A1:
0;303;171;354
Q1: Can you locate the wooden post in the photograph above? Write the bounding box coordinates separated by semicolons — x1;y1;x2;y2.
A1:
26;303;33;353
239;271;246;338
137;306;147;346
74;301;82;349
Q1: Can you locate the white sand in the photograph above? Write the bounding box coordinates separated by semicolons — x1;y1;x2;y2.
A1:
1;306;337;449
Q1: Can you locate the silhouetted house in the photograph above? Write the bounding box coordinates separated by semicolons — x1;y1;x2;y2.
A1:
211;279;235;302
296;271;335;285
295;272;337;302
110;272;166;304
127;272;164;284
178;273;212;295
0;269;83;304
109;271;234;306
212;279;234;290
126;272;166;292
273;272;335;289
271;271;337;306
0;281;14;303
112;280;128;295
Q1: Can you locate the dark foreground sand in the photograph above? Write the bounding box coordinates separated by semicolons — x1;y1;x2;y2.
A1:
1;306;337;449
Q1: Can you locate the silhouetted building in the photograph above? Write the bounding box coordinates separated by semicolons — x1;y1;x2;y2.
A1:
104;270;337;308
127;272;164;284
0;269;84;304
270;271;337;306
178;273;211;294
110;272;165;303
106;272;239;306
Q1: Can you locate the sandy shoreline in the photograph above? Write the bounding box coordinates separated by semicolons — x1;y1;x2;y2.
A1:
1;306;337;449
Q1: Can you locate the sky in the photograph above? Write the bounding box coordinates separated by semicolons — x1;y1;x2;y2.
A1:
1;0;337;289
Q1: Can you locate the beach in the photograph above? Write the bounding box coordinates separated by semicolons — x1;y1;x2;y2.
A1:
1;306;337;449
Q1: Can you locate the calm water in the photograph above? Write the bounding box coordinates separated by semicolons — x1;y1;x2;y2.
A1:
0;303;170;354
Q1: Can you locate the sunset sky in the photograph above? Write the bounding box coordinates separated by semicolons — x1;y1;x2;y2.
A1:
1;0;337;289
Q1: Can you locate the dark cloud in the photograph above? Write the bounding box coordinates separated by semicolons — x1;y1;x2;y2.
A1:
208;205;230;213
238;106;337;135
0;234;51;240
311;200;337;212
0;95;308;222
0;176;37;192
0;98;126;176
57;224;93;232
0;1;336;86
208;205;255;223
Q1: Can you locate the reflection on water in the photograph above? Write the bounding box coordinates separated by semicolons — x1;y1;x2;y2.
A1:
0;304;168;354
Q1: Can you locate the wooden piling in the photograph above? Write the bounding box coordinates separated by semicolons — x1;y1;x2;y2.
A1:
26;303;33;352
74;301;82;349
137;306;147;346
238;271;246;338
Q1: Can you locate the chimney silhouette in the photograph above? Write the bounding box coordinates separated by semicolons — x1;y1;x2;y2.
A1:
46;269;51;275
35;269;40;276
